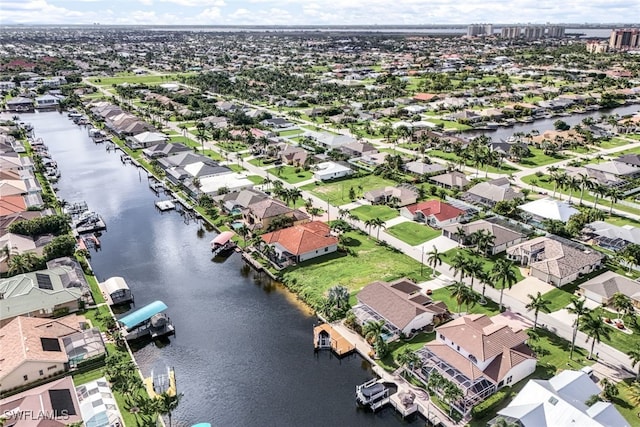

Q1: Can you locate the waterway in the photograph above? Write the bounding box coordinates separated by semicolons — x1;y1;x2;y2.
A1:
467;103;640;141
20;111;420;426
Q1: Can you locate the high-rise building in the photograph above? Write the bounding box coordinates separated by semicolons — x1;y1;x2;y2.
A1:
524;26;545;40
546;25;565;38
467;24;493;37
609;29;640;50
586;40;609;54
501;26;520;39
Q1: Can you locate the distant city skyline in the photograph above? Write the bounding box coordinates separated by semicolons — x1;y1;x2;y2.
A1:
1;0;639;26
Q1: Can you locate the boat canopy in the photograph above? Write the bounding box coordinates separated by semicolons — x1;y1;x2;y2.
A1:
119;300;168;330
210;231;234;247
361;383;386;398
102;276;129;294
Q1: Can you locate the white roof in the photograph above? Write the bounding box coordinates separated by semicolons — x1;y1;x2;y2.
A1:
199;173;254;194
314;161;352;176
519;198;579;222
133;131;168;143
101;277;130;295
497;370;629;427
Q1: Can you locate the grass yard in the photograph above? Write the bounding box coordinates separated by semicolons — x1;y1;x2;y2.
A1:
279;129;304;137
72;367;105;385
301;174;397;205
605;214;640;228
246;175;265;184
428;149;519;174
85;273;106;304
542;268;609;312
217;141;248;152
378;332;436;371
585;307;640;355
517;147;570;168
430;286;502;316
350;204;399;222
281;231;432;308
386;221;441;246
87;73;192;86
441;248;525;283
169;135;196;146
599;137;631;149
425;118;473;131
613;380;640;425
271;165;314;184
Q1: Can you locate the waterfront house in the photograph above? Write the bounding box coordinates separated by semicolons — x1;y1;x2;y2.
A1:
313;161;353;181
0;376;84;425
441;218;527;255
0;153;34;172
417;314;537;416
0;315;105;393
353;278;450;337
5;97;34;112
198;173;254;196
126;131;169;149
518;198;579;225
494;370;629;427
0;265;86;326
260;221;338;264
0;232;49;274
34;94;62;109
401;199;465;228
76;378;123;427
578;270;640;309
0;194;27;217
214;188;269;215
506;236;604;287
243;199;309;231
141;142;191;159
261;117;295;129
364;186;418;207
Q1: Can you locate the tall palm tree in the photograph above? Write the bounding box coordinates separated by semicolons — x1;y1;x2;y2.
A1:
451;252;469;281
396;347;422;372
607;187;624;214
464;258;484;289
490;258;517;312
612;292;633;320
567;297;590;360
442;382;463;416
566;176;581;203
450;281;477;314
369;217;386;240
426;245;443;279
627;381;640;406
525;291;551;329
453;226;467;247
327;285;350;312
593;183;608;209
577;172;593;205
157;392;183;427
626;343;640;381
582;312;611;360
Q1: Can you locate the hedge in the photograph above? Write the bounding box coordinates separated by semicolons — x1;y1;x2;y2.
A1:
472;387;512;419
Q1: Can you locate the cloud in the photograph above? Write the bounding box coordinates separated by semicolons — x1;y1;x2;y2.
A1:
158;0;224;6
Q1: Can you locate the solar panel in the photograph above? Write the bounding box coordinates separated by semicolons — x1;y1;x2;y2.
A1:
36;273;54;290
48;389;77;416
41;337;62;352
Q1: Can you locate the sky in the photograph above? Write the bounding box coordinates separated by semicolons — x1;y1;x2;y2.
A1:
0;0;638;26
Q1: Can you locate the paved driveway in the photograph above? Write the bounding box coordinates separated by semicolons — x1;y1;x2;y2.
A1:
420;235;458;252
504;275;556;304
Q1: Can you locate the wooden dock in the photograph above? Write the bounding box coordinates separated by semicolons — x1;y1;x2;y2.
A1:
155;200;176;211
313;324;355;357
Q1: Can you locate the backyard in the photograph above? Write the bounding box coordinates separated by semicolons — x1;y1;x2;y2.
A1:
386;221;441;246
350;204;399;222
301;174;397;205
440;248;525;283
271;165;315;184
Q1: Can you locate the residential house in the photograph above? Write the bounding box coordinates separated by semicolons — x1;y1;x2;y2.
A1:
260;221;338;263
214;188;269;215
506;236;604;286
441;218;528;255
0;376;84;426
280;145;308;166
126;131;168;149
518;198;579;224
494;370;629;427
141;142;191;159
261;117;295;128
0;194;27;217
578;270;640;308
582;221;640;251
353;278;450;336
203;116;229;129
463;179;523;207
243;198;309;231
0;153;34;172
312;132;356;149
417;314;536;416
0;315;105;393
401;199;466;228
0;264;88;326
5;97;34;112
615;153;640;168
364;186;418;207
0;232;50;274
198;173;254;196
34;94;61;109
584;160;640;188
313;161;353;181
404;161;446;177
340;141;378;158
428;171;470;190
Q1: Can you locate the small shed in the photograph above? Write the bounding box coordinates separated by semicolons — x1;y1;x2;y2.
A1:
100;276;133;306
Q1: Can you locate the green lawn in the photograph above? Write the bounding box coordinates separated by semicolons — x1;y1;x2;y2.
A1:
169;135;196;146
386;222;441;246
87;73;192;86
217;141;248;152
605;214;640;228
613;380;640;425
246;175;265;184
543;268;609;311
301;174;397;205
586;308;640;355
425;118;473;131
73;367;105;385
441;248;525;283
281;231;433;308
85;273;106;304
430;286;501;316
350;204;399;222
517;147;571;168
271;165;314;184
428;149;519;174
378;332;436;371
279;129;304;137
599;137;631;149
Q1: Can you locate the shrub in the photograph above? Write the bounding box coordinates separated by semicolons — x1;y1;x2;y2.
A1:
471;387;511;419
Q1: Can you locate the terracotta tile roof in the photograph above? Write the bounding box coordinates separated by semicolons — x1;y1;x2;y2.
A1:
405;199;464;222
426;341;487;381
0;315;85;382
0;195;27;216
484;343;536;383
436;314;529;362
260;221;337;256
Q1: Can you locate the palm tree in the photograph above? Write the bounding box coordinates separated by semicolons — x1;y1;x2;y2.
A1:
566;176;581;203
464;258;484;289
626;343;640;381
363;320;385;345
442;382;463;416
490;258;517;312
593;183;608;209
612;292;633;320
582;312;611;360
577;172;593;205
453;226;467;247
491;417;520;427
450;281;477;314
426;246;443;279
525;291;551;329
607;187;624;214
451;252;469;281
369;217;386;240
327;285;350;312
396;347;422;372
157;391;183;427
628;381;640;406
567;297;590;360
600;378;619;401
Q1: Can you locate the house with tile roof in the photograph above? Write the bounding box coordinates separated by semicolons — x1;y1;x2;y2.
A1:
0;376;84;426
428;171;470;190
260;221;338;263
578;270;640;308
417;314;536;416
463;180;524;207
141;142;191;159
494;370;629;427
244;199;309;232
506;236;604;286
0;314;104;393
364;186;418;207
441;218;528;255
353;278;450;336
0;194;27;217
400;199;466;228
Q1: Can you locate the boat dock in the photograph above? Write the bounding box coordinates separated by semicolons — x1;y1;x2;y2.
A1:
155;200;176;211
313;323;355;356
118;300;175;341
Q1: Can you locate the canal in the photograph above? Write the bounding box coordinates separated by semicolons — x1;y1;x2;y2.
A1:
22;111;419;427
467;103;640;141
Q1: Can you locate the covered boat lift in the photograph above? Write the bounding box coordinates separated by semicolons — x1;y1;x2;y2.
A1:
118;300;175;340
210;231;237;256
99;276;133;306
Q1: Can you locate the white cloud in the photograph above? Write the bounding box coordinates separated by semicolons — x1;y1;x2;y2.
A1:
158;0;224;6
